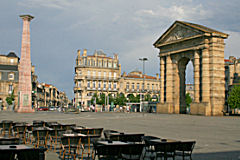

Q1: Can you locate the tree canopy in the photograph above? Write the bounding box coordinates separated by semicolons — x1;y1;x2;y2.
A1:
227;85;240;110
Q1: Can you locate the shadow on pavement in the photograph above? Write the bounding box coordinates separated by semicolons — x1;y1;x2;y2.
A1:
192;150;240;160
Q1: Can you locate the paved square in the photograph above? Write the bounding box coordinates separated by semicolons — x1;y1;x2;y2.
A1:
0;111;240;159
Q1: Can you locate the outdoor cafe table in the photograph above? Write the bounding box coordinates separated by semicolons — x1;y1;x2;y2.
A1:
0;144;47;160
0;137;20;145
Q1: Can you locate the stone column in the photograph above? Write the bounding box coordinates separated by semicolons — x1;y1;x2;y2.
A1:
201;47;210;102
166;55;173;103
160;56;165;103
17;15;34;113
194;50;200;103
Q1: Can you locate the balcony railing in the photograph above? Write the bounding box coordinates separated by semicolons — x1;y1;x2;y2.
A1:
85;76;119;81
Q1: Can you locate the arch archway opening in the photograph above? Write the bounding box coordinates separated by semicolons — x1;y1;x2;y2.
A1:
178;57;194;114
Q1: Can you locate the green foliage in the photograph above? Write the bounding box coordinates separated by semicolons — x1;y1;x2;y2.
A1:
227;85;240;109
114;93;127;106
6;90;15;105
127;94;140;103
185;93;192;107
144;94;152;101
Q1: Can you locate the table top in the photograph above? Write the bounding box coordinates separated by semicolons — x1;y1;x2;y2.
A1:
33;127;53;131
0;145;33;151
97;141;129;145
62;133;87;137
150;139;180;144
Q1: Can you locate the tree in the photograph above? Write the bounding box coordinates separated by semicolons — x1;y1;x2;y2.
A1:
185;93;192;108
144;94;152;102
6;90;15;105
228;85;240;112
114;93;127;106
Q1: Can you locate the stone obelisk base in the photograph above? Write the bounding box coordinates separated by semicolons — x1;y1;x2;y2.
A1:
17;91;34;113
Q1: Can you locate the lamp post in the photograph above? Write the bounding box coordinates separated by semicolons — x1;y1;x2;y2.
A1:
139;58;148;112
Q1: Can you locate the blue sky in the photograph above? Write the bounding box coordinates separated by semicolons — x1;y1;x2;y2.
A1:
0;0;239;99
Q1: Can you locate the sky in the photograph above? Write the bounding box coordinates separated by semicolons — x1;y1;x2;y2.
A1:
0;0;240;99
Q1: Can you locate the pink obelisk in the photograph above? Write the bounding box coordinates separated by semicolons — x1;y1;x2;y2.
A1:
17;15;34;113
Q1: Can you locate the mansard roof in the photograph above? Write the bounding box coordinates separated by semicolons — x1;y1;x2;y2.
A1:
7;52;19;58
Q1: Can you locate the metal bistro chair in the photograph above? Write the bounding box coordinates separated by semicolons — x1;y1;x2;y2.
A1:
60;135;82;160
49;129;65;151
142;136;161;159
93;143;122;160
13;125;28;144
154;142;179;160
32;128;50;149
121;143;145;160
0;120;14;137
175;141;196;160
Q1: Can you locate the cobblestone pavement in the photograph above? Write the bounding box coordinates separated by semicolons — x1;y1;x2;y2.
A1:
0;111;240;160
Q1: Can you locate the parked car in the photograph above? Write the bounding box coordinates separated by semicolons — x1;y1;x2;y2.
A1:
37;106;48;111
49;106;56;111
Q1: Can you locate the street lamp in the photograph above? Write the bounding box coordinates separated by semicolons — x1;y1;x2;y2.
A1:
139;58;148;112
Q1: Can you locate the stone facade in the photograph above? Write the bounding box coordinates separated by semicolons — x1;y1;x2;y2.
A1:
154;21;228;116
74;49;160;110
0;52;37;110
36;83;69;109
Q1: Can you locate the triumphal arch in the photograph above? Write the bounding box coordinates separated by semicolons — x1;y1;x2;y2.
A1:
154;21;228;116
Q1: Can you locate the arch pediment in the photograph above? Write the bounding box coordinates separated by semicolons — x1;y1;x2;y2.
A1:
154;21;228;47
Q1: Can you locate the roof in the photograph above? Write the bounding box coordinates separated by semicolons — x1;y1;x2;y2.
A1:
154;21;228;46
7;52;19;58
179;21;228;36
0;65;18;71
125;74;157;80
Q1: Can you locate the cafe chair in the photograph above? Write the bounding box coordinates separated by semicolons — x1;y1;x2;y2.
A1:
175;141;196;160
13;126;27;144
154;142;179;160
93;143;122;160
142;136;161;159
0;120;14;137
60;136;82;160
32;129;50;149
103;130;119;139
121;143;145;160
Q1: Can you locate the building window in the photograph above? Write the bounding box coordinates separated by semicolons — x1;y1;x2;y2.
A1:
126;83;129;89
152;84;154;90
142;83;144;90
98;71;101;78
88;71;91;76
93;60;95;66
147;83;150;90
109;72;112;79
9;85;13;94
87;81;90;88
104;72;106;78
93;71;96;77
132;83;135;90
113;83;117;90
93;81;96;89
108;62;112;68
108;82;111;90
114;72;116;79
78;70;82;75
113;62;117;68
120;82;123;88
8;73;14;80
137;83;140;90
98;82;101;89
98;61;101;67
103;61;107;67
78;81;81;87
103;82;106;90
87;60;90;66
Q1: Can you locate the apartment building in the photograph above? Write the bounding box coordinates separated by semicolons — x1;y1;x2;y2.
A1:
74;49;121;109
73;49;161;110
0;52;37;110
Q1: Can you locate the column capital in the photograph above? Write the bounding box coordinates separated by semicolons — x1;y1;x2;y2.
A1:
20;15;34;21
